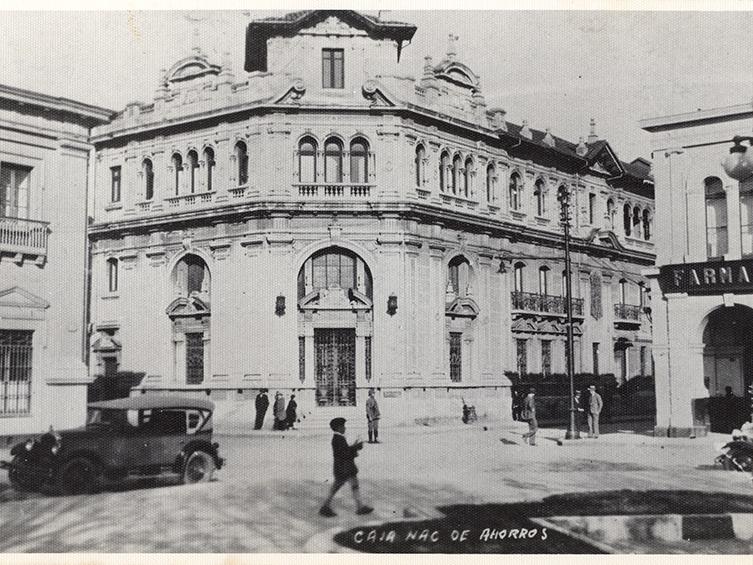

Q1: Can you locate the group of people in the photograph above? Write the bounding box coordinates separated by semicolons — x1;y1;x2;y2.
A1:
517;384;603;446
253;390;298;431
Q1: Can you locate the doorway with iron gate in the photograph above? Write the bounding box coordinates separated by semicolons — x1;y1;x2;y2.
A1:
315;329;356;407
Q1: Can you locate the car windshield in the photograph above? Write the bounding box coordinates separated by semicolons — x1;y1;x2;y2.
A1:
86;408;134;429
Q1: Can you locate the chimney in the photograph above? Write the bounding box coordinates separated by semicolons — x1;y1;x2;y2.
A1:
588;118;598;144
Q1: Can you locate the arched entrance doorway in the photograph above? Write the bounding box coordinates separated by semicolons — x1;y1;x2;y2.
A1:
703;305;753;431
297;246;373;407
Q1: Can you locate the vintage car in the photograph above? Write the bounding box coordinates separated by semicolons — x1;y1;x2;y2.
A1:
0;395;224;495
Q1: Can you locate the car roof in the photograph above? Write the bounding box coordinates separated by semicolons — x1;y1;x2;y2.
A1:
87;394;214;411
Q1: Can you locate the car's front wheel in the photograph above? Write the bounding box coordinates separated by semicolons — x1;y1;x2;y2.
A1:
8;455;38;491
55;457;101;496
182;450;215;484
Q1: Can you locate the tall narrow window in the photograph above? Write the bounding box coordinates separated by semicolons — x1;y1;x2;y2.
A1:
143;159;154;201
588;193;596;224
516;338;528;376
235;141;249;185
619;279;627;305
592;342;600;376
365;336;372;382
509;172;521;211
185;333;204;385
415;144;426;187
449;332;462;382
740;179;753;255
322;48;344;89
538;266;550;295
541;340;552;376
534;179;546;216
171;153;183;195
514;262;524;293
452;155;462;194
0;330;33;415
107;258;118;293
439;151;450;192
186;256;205;295
623;203;632;236
705;176;728;257
606;199;615;229
0;162;32;218
640;346;647;377
486;164;495;202
298;138;317;183
349;138;368;184
463;157;473;197
204;147;215;192
324;138;343;183
298;337;306;382
187;150;199;193
561;270;568;297
110;166;121;203
642;209;651;240
633;206;642;235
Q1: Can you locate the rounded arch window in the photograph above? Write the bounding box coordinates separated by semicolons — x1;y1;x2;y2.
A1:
448;255;473;297
619;278;628;305
451;154;462;194
463;157;473;197
171;153;183;195
324;138;343;183
439;151;450;192
107;258;118;293
705;176;728;257
632;205;641;232
623;203;632;236
298;137;318;183
606;198;615;229
642;209;651;240
186;150;199;193
415;144;426;187
486;163;496;202
173;254;210;296
235;141;249;186
534;179;546;216
297;247;372;300
142;158;154;201
538;266;550;295
513;262;525;293
349;138;369;184
741;178;753;255
203;147;215;192
509;172;522;211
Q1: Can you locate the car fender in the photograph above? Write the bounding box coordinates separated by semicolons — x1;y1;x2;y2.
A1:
177;440;222;471
56;450;105;475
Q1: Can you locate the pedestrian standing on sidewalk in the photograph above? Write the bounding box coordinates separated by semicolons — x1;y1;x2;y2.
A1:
366;389;381;443
587;384;603;438
285;394;298;430
520;387;538;446
319;417;374;517
573;389;584;434
273;391;286;430
254;389;269;430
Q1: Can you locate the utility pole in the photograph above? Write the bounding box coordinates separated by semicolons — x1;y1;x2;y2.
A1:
558;185;580;440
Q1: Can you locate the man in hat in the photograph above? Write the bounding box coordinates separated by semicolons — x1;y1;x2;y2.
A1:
273;391;286;430
520;387;538;446
587;384;603;438
254;389;269;430
365;389;381;443
319;417;373;517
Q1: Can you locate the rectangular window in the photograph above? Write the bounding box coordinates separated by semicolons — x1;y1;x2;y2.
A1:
449;332;462;382
365;336;372;382
516;338;528;376
322;48;344;89
588;193;596;225
108;259;118;293
298;337;305;382
0;162;32;219
592;342;600;376
741;182;753;256
110;166;121;203
185;333;204;385
541;340;552;376
640;346;647;377
0;330;33;415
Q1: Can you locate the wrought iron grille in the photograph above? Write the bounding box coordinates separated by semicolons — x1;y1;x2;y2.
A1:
0;330;32;415
185;333;204;385
365;336;372;382
511;291;584;316
298;337;305;383
449;332;462;382
614;303;642;321
315;329;356;406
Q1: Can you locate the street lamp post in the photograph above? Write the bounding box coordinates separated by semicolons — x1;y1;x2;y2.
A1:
558;185;580;441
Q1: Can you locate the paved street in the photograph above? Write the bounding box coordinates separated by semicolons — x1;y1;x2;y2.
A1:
0;421;751;553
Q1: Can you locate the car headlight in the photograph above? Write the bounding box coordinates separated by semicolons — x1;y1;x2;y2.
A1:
24;440;34;451
50;444;60;455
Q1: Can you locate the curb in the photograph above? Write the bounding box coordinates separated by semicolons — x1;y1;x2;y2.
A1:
537;513;753;544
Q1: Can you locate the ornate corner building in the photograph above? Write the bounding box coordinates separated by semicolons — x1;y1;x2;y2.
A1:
86;10;655;426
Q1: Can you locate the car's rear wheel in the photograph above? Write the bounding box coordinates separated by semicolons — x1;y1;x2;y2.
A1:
55;457;100;495
182;450;215;484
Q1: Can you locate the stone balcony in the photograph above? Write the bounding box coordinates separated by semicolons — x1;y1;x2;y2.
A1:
294;183;373;199
613;303;643;327
0;217;48;264
511;291;584;318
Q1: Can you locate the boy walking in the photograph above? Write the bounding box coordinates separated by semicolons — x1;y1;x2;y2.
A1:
319;417;374;517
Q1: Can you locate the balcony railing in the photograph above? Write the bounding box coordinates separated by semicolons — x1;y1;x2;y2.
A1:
511;291;584;316
614;303;643;322
0;217;49;259
165;191;216;208
294;183;373;199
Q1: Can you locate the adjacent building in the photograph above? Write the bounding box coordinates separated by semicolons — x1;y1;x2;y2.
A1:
87;10;654;427
0;84;111;435
642;102;753;436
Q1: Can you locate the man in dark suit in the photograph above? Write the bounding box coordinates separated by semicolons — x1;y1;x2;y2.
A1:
254;389;269;430
319;417;374;517
520;387;538;446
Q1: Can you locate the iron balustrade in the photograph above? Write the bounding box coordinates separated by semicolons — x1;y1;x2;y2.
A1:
0;217;48;258
511;291;584;316
295;183;373;198
614;303;643;321
0;331;33;415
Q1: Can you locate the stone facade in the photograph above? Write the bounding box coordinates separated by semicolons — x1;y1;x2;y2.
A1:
88;10;654;427
642;103;753;437
0;85;111;435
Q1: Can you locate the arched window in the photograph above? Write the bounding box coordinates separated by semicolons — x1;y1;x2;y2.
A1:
463;157;473;197
349;138;368;184
203;147;215;192
561;269;568;297
623;203;632;236
415;144;426;187
451;155;462;194
538;266;550;295
705;176;728;258
298;137;317;183
606;198;615;229
619;279;628;305
639;282;648;308
633;205;642;235
534;179;546;216
514;262;524;293
642;209;651;240
324;138;343;183
486;164;496;203
740;179;753;256
509;172;521;211
448;255;472;297
439;151;450;192
107;258;118;293
174;254;210;296
143;158;154;201
235;141;249;186
186;150;199;194
171;153;183;195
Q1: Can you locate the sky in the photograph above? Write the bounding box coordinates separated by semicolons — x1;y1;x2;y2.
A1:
2;8;753;162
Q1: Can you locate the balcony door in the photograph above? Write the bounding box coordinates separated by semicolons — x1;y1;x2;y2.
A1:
315;329;356;406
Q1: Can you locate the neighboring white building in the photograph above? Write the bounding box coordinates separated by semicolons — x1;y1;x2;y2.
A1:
88;10;654;427
642;102;753;437
0;85;111;435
